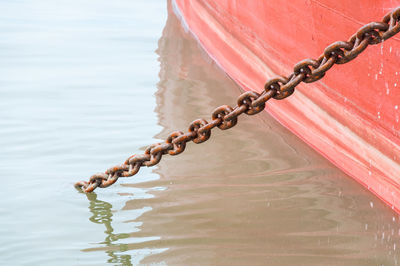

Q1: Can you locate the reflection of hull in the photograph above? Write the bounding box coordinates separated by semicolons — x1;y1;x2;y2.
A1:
173;0;400;211
127;5;400;264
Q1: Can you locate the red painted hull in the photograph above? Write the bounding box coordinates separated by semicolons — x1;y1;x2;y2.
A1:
173;0;400;211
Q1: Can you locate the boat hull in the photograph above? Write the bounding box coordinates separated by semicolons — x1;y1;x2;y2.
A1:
173;0;400;211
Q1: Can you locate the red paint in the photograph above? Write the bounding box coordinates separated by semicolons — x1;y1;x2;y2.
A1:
174;0;400;211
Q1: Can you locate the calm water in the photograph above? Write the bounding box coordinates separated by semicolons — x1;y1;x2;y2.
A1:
1;1;400;265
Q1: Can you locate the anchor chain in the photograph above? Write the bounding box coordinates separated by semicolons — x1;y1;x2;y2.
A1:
75;7;400;193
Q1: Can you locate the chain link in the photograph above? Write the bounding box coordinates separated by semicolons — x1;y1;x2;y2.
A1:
75;7;400;193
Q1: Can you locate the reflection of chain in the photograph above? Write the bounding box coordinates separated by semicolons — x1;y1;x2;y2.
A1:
86;193;132;265
75;7;400;193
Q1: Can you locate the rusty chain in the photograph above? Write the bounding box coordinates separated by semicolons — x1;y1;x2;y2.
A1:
75;7;400;193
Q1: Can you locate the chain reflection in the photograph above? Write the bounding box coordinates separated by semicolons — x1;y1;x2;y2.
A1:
86;193;132;266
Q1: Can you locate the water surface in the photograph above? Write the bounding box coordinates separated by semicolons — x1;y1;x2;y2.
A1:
1;1;400;265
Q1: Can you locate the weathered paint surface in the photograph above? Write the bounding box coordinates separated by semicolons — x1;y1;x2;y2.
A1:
174;0;400;211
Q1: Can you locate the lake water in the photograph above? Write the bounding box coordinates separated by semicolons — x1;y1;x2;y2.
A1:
1;1;400;265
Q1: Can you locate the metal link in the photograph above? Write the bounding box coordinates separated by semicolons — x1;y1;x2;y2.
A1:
356;22;388;44
280;73;305;95
99;174;119;188
382;8;400;39
293;59;322;83
212;105;238;130
263;77;289;100
166;131;186;155
143;143;163;166
189;119;211;143
323;41;352;65
75;7;400;193
121;163;140;177
237;91;265;115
